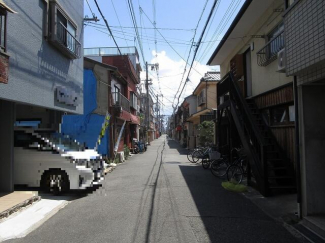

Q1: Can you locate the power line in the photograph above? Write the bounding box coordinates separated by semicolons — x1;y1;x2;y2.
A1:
173;0;219;115
86;0;95;16
110;0;130;51
93;0;122;55
172;0;209;110
127;0;146;65
140;7;203;76
84;22;195;31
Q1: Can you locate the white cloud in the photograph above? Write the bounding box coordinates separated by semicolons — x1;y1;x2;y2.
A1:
140;50;218;115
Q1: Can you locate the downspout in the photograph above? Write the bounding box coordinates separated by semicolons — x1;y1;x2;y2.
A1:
43;0;49;39
293;76;302;219
205;79;208;109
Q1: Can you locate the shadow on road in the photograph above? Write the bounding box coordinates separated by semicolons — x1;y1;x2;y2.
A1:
167;139;188;155
165;139;303;243
14;185;101;201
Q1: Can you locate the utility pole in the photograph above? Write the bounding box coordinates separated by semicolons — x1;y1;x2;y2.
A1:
156;94;163;137
145;62;149;145
145;62;159;144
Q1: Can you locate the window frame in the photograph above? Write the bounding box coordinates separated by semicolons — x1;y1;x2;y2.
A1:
0;8;7;52
262;103;295;127
265;21;284;59
48;0;80;59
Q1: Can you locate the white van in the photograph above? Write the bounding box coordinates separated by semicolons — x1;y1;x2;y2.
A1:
14;128;105;194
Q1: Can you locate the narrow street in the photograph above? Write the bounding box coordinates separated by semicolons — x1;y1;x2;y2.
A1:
7;135;305;243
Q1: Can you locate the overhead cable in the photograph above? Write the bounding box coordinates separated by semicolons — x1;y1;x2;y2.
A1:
173;0;219;114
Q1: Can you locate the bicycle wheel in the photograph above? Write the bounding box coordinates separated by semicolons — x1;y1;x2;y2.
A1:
210;159;228;178
202;159;210;169
226;164;244;184
187;150;195;163
192;150;203;163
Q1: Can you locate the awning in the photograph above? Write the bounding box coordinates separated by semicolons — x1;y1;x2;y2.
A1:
187;109;211;122
0;0;17;13
118;111;140;125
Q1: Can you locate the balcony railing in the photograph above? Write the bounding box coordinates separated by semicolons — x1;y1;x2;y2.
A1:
257;30;284;67
56;22;81;59
200;114;215;123
112;92;130;112
84;47;138;57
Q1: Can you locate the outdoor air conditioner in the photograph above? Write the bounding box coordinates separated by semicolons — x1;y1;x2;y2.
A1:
277;48;286;73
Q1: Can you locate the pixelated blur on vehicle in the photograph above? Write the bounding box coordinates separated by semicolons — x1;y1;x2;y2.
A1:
14;128;106;195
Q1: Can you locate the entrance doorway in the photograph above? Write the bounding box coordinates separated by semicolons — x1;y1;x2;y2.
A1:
244;48;252;97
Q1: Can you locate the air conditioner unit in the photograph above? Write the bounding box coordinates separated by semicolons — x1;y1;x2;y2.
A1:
277;48;286;73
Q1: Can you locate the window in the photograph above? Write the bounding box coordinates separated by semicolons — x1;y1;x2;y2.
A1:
0;9;6;52
266;21;284;58
49;1;80;59
114;85;120;104
262;104;295;126
130;92;137;110
197;89;206;106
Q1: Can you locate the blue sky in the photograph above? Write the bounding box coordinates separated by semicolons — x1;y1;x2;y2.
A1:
84;0;245;115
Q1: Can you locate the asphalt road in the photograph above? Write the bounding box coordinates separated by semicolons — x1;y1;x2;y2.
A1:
7;135;307;243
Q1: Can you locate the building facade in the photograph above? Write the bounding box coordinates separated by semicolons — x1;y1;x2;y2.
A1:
84;47;141;153
0;0;84;192
283;0;325;234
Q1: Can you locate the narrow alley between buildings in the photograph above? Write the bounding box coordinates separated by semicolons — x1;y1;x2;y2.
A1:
6;135;306;243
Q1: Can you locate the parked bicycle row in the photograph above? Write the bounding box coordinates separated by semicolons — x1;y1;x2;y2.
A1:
187;145;247;184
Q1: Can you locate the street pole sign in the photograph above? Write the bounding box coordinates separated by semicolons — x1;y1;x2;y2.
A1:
95;111;111;151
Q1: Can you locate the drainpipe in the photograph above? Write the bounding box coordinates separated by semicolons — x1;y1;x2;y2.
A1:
205;79;208;109
293;76;302;219
43;0;49;39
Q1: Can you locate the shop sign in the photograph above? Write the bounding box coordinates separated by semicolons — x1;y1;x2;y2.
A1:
56;86;78;107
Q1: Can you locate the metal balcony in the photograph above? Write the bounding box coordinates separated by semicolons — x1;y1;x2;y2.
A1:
55;22;81;59
84;47;138;58
257;30;284;67
112;92;130;112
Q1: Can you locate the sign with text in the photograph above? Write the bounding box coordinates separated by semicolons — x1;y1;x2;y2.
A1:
56;86;78;107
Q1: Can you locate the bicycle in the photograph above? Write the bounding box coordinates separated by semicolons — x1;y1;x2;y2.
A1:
226;155;247;184
192;146;211;163
210;147;242;178
187;146;205;163
210;155;230;177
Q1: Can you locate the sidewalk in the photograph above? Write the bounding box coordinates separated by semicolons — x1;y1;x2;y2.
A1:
0;191;40;220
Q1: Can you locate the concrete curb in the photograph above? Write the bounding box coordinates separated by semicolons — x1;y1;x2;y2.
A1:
0;196;41;222
0;199;69;242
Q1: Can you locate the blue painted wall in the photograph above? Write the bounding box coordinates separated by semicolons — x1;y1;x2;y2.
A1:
61;70;109;156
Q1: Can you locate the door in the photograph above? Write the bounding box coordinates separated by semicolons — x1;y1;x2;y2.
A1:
244;49;252;97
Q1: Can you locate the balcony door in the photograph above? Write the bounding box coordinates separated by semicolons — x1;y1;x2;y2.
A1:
244;48;252;97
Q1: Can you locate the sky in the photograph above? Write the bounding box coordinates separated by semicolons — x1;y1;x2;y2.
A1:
83;0;246;116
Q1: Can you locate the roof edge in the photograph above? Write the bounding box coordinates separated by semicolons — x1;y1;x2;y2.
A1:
207;0;253;65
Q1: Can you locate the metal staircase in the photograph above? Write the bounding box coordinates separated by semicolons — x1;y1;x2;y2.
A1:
217;72;296;196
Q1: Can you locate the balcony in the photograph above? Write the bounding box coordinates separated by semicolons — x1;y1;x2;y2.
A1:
200;114;215;123
112;92;130;113
53;22;81;59
257;30;284;67
84;47;139;58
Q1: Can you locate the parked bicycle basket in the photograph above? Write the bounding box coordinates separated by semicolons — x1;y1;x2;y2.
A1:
209;151;221;160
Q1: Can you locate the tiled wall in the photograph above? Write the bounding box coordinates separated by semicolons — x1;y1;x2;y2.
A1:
284;0;325;81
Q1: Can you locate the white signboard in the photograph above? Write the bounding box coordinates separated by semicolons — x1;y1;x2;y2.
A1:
56;86;78;107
